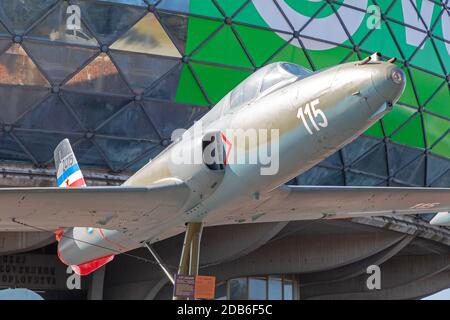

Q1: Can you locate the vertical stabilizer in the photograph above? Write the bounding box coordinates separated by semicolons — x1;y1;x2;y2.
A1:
54;139;86;188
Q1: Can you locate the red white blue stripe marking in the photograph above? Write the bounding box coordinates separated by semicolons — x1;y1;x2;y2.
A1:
57;163;86;188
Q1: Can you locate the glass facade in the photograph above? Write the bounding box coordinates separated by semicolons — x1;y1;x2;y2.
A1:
216;275;295;300
0;0;447;187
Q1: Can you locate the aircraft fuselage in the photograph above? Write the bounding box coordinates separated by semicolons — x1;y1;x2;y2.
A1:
124;59;405;242
57;58;406;265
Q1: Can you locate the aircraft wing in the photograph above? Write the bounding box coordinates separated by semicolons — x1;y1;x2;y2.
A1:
205;186;450;226
0;181;190;232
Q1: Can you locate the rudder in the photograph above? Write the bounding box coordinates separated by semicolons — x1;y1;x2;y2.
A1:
54;139;86;188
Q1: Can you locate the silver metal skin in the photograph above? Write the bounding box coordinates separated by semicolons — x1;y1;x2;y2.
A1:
202;62;403;222
430;212;450;226
120;59;406;240
7;58;410;268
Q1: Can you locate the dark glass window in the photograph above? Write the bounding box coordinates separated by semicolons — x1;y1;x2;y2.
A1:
225;276;295;300
260;64;299;93
227;63;309;110
229;73;263;110
229;85;244;109
283;280;293;300
215;282;227;300
268;276;282;300
229;278;247;300
249;277;267;300
281;62;311;77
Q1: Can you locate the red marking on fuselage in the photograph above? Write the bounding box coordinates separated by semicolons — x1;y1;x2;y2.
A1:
55;229;70;266
71;255;115;276
69;177;86;187
99;228;128;251
221;132;232;165
57;248;70;266
55;228;64;242
55;228;115;275
55;166;110;275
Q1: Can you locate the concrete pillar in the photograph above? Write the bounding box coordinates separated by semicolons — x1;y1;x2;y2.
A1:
88;267;105;300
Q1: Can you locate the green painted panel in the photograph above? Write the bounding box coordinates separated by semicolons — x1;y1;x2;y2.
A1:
424;113;450;147
189;0;223;18
425;84;450;119
307;47;355;70
382;105;417;136
234;24;287;67
192;25;252;68
359;20;403;60
431;133;449;158
285;0;338;19
176;64;209;106
179;1;450;157
391;112;425;149
370;0;395;14
409;38;446;76
233;1;272;28
190;62;251;103
184;17;223;55
342;52;362;64
409;67;445;106
434;38;450;75
269;42;311;68
398;68;419;107
365;120;384;139
215;0;247;17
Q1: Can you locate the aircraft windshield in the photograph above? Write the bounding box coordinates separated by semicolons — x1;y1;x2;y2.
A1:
281;62;311;77
229;62;310;110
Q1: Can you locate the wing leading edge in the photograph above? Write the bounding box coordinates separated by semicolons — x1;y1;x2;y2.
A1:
1;183;448;232
0;181;190;232
205;185;450;226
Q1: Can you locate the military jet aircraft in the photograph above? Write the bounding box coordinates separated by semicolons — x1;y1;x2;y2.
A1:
0;53;449;278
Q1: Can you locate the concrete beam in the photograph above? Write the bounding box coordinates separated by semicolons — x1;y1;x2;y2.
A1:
354;215;450;247
300;235;414;285
103;223;288;297
204;231;406;282
200;222;288;267
0;232;55;254
151;222;289;267
307;268;450;300
144;277;170;300
302;254;450;299
104;280;164;300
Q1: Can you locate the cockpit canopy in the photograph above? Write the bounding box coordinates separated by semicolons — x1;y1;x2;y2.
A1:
200;62;311;126
228;62;311;110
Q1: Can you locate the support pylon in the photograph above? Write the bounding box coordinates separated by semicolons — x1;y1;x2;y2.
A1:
173;222;203;300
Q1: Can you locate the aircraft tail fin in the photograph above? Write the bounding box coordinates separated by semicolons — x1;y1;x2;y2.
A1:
54;139;115;276
54;138;86;188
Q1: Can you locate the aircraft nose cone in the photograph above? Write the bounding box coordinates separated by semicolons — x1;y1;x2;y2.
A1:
371;64;406;104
